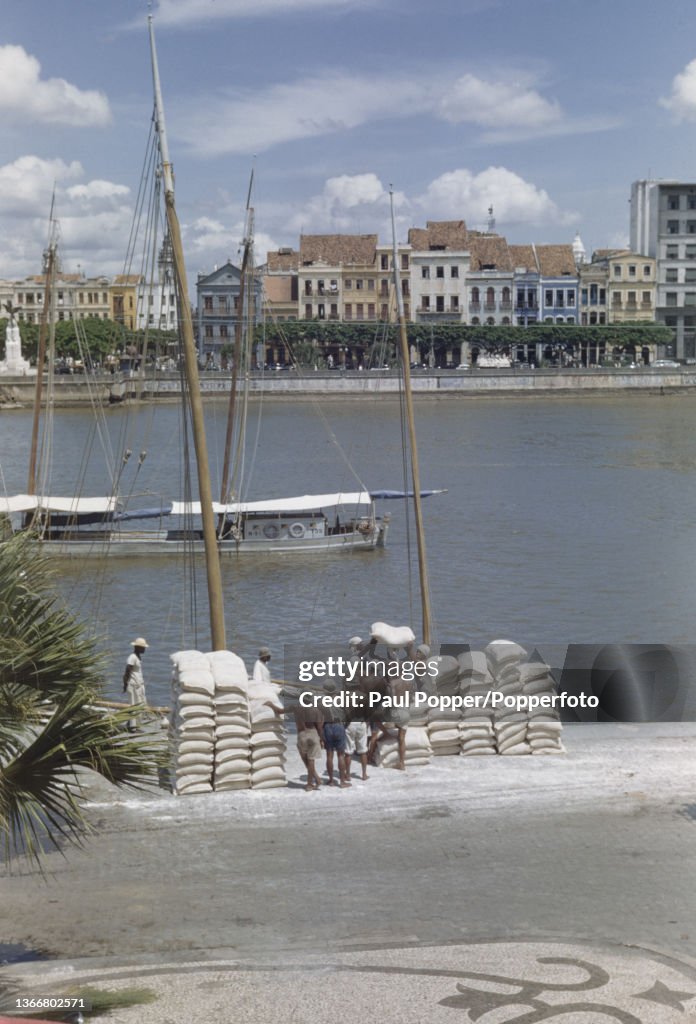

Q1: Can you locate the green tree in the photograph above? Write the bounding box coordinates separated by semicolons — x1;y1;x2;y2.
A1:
0;536;162;867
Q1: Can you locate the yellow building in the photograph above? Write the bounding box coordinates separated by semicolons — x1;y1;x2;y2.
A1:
109;274;141;330
595;250;656;323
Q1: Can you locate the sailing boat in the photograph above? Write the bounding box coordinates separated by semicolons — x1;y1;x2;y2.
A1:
0;27;408;558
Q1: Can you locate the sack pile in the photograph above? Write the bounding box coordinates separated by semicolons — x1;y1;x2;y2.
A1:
248;680;287;789
459;651;496;755
485;640;532;755
210;650;252;792
169;650;216;794
373;724;432;768
520;661;565;754
427;708;462;756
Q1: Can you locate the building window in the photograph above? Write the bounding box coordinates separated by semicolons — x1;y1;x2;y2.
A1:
628;265;636;277
518;288;526;305
687;245;696;259
471;286;480;304
689;222;696;235
356;279;363;290
545;290;553;306
305;303;312;318
436;266;444;279
367;303;375;319
422;296;430;310
556;289;564;306
666;269;678;282
205;325;213;338
686;269;696;283
356;303;364;319
344;279;352;289
345;303;352;319
451;296;459;311
685;292;696;306
689;196;696;210
643;264;651;277
317;304;325;320
567;289;575;305
613;265;621;278
668;195;680;210
627;291;636;305
581;288;588;304
665;292;678;307
642;291;652;304
401;255;409;271
381;254;388;270
667;220;679;234
666;245;679;258
204;296;213;310
451;266;459;278
367;279;375;290
436;296;445;312
220;325;228;338
421;266;430;279
380;303;388;319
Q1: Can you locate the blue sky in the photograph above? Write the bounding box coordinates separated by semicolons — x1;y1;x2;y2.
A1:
2;0;696;288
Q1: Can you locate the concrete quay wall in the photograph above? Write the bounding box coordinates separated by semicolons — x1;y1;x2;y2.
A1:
2;368;695;406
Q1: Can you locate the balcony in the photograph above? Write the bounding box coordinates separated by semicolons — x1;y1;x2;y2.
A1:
469;301;481;312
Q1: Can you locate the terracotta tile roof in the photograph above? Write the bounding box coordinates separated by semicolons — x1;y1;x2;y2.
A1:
467;234;513;272
267;249;300;273
534;244;577;276
112;274;141;286
508;245;538;272
408;220;468;251
299;234;378;267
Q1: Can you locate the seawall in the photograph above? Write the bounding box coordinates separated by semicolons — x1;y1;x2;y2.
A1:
1;367;695;407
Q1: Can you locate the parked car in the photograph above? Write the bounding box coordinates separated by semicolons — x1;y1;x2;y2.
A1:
652;360;681;368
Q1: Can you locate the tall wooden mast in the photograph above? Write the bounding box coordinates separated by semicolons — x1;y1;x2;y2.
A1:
27;207;58;496
390;188;432;646
149;15;226;650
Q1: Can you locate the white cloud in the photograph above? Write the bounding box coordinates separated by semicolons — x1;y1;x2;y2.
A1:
173;65;612;157
154;0;378;26
418;167;577;228
66;181;130;203
440;73;561;131
283;173;405;234
660;58;696;120
0;156;83;215
0;45;110;126
175;72;431;156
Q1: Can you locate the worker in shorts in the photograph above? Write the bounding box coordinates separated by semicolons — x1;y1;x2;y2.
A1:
344;714;369;781
293;703;324;792
322;681;351;787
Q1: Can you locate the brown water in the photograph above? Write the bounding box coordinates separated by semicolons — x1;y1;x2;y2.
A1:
2;393;696;704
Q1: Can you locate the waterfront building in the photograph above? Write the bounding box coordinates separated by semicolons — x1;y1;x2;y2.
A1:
407;221;469;327
594;250;656;325
196;259;263;364
375;242;411;323
134;237;178;333
72;276;111;322
109;274;140;330
509;244;540;329
262;248;299;323
298;234;379;329
630;179;696;358
466;233;513;327
536;244;578;324
578;260;608;326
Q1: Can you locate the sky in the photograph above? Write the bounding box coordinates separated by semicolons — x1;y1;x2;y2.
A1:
2;0;696;292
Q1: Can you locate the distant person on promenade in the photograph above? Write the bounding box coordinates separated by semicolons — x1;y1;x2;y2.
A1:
294;703;324;792
122;637;148;733
252;646;272;686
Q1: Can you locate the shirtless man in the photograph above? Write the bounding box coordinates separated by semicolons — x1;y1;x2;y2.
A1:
293;703;324;792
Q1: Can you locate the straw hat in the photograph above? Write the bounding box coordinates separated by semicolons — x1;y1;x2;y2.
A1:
131;637;149;648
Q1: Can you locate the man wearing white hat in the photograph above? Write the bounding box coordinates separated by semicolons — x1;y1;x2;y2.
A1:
122;637;148;732
252;646;272;686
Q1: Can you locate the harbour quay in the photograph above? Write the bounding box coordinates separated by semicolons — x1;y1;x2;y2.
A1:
2;365;696;406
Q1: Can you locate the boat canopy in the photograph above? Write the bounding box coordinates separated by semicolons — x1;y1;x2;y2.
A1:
170;491;373;517
368;489;447;500
0;494;118;515
114;503;173;522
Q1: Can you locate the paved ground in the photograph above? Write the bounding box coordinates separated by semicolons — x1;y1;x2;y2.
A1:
2;724;696;1022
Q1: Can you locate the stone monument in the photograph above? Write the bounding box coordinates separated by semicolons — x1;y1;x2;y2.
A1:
0;302;35;376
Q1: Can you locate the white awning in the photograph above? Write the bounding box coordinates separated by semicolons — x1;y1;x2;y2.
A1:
169;491;372;517
0;494;117;515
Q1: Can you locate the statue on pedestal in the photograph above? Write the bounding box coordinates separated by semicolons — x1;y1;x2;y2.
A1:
0;302;36;376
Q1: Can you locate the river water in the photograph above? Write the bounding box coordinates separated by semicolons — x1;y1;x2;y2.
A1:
2;392;696;705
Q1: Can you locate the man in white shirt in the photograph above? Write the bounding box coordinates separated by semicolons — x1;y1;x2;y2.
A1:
252;646;272;686
122;637;148;732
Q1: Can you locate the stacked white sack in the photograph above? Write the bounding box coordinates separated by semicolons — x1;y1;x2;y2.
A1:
427;709;462;756
209;650;251;791
248;679;287;789
458;651;496;755
485;640;531;756
520;661;565;754
374;725;432;768
170;650;215;794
